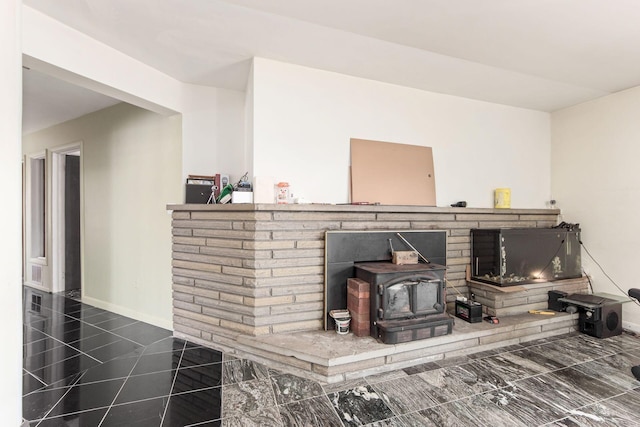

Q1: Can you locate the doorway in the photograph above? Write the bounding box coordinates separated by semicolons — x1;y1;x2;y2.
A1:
51;144;82;297
64;154;80;293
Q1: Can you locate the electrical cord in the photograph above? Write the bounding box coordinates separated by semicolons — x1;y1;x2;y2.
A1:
535;239;565;279
533;221;580;279
580;240;640;307
444;278;465;298
581;268;594;294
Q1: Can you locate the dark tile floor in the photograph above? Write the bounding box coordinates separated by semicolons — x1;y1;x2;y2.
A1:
23;287;640;426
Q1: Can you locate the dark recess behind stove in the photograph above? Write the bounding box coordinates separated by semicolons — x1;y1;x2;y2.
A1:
324;230;447;330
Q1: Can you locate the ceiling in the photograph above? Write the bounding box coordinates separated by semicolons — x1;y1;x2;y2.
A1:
22;0;640;133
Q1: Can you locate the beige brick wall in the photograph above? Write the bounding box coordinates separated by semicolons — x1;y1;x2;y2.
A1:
170;204;559;341
468;276;590;317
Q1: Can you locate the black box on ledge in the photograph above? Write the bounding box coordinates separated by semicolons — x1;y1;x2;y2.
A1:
548;290;568;311
185;184;213;204
455;299;483;323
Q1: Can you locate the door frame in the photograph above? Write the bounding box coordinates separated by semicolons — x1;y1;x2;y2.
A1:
24;150;48;292
51;142;83;294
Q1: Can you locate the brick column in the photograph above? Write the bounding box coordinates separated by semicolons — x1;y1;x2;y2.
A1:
347;278;370;337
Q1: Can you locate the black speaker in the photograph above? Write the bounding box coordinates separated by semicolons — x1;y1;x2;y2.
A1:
578;302;622;338
185;184;213;204
548;290;568;312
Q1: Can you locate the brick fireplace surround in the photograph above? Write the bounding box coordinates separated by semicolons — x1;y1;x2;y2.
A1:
167;204;587;383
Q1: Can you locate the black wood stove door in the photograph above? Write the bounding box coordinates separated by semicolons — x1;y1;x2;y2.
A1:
380;275;444;320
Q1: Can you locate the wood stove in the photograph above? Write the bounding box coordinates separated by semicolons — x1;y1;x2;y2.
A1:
325;230;447;331
355;262;453;344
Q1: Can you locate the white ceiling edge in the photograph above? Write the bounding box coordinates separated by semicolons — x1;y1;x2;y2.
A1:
22;68;121;135
21;0;640;134
220;0;640;94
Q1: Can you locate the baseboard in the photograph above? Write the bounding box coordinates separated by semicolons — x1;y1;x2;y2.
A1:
623;320;640;334
81;295;173;331
24;282;49;293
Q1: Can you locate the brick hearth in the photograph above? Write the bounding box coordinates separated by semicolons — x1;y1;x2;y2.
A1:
166;203;569;381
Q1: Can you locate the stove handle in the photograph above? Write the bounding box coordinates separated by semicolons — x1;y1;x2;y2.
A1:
403;279;441;286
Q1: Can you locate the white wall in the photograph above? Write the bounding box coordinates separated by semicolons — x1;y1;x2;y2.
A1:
251;58;551;207
245;62;255;178
0;0;22;422
23;4;247;184
182;85;246;182
20;3;247;332
217;88;250;183
23;103;182;329
552;87;640;330
22;5;181;115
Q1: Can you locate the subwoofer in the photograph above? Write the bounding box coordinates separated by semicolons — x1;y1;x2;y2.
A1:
578;302;622;338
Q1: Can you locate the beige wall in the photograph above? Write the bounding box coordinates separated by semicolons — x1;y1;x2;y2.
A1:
552;85;640;331
23;103;182;328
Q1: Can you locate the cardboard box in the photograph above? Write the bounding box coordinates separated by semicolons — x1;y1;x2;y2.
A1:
231;191;253;203
392;251;418;265
350;139;436;206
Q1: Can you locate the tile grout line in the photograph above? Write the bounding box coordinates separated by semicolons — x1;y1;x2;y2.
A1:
359;335;626;425
322;391;348;427
24;292;640;425
264;367;287;427
22;369;47;391
159;339;188;426
36;300;146;347
30;370;87;426
267;371;347;427
96;338;157;426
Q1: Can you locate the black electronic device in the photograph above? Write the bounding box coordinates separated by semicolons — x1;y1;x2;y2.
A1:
558;293;622;339
548;290;568;312
455;299;482;323
185;184;213;204
483;315;499;324
578;303;622;339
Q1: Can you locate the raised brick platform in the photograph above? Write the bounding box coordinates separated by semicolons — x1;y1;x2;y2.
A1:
175;310;579;384
467;276;590;317
168;204;563;382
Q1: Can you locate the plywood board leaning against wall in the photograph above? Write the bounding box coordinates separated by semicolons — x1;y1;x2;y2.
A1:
350;138;436;206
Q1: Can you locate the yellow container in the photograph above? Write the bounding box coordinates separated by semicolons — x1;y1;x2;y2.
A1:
494;188;511;209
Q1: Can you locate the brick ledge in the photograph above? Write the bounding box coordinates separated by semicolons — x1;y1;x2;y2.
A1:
176;312;579;383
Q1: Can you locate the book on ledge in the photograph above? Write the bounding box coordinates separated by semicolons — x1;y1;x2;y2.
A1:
186;174;215;185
